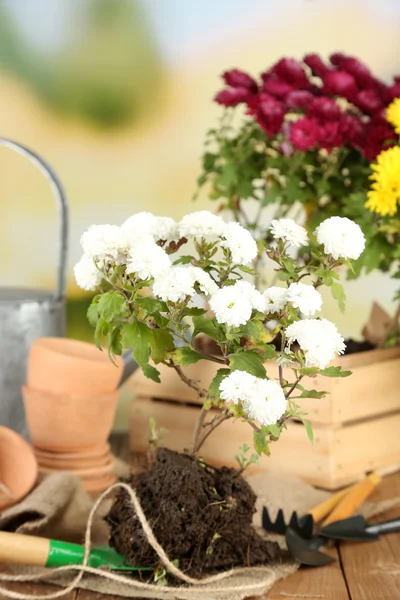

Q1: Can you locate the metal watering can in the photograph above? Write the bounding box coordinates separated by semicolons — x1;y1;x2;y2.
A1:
0;138;68;437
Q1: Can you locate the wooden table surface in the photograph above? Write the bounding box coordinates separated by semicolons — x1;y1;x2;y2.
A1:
1;434;400;600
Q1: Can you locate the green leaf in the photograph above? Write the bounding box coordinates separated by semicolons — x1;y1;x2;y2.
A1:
173;255;194;265
87;299;100;327
238;265;255;275
300;418;314;443
299;367;319;376
229;350;266;378
142;363;161;383
299;389;327;399
320;366;352;378
260;344;278;361
169;347;204;366
265;424;281;438
136;296;168;315
123;321;152;366
108;327;123;362
206;368;230;404
181;307;207;317
331;282;346;313
97;292;127;323
150;329;175;364
192;315;223;342
94;317;110;350
253;430;269;456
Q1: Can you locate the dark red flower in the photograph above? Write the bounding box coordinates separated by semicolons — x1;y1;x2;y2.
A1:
286;89;314;109
309;97;341;120
303;54;330;78
248;93;285;136
388;80;400;102
356;121;396;160
268;58;309;87
339;114;365;145
262;77;294;98
214;87;253;107
323;70;358;100
354;89;383;115
330;53;385;93
329;53;347;66
318;121;343;152
289;117;321;151
222;69;258;92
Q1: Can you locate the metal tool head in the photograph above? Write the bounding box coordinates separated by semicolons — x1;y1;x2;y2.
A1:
285;527;336;567
88;546;151;571
262;507;314;538
320;515;379;542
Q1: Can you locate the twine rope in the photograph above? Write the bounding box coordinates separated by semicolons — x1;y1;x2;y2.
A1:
0;482;278;599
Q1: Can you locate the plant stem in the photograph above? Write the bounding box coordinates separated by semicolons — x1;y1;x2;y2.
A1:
191;405;208;454
169;361;207;399
247;420;262;434
192;408;231;455
285;374;304;398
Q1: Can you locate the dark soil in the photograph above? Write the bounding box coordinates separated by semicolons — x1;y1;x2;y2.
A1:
343;338;375;355
105;448;281;576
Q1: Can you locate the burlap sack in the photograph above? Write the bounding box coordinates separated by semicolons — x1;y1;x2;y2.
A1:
0;469;399;600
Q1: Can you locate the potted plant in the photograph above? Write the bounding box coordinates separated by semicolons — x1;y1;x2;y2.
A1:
75;209;363;572
196;52;400;293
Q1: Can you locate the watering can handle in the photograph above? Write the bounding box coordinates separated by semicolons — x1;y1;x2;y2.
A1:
0;137;68;301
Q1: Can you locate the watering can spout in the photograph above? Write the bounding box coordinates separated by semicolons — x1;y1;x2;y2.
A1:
119;351;140;388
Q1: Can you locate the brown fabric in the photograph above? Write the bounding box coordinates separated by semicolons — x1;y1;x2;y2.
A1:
0;469;399;600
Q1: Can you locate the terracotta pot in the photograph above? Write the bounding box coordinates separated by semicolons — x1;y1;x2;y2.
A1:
34;445;110;459
84;473;116;493
38;460;113;478
23;386;119;452
35;450;111;471
0;426;38;511
27;338;124;397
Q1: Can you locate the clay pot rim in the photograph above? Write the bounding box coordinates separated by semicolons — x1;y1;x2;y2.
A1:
32;337;122;367
0;426;38;511
23;385;119;403
34;445;110;459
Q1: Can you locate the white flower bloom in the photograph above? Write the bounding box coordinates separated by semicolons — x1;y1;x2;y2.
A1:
243;379;287;426
234;280;267;312
190;267;218;296
219;371;287;426
178;211;226;239
270;219;308;247
152;266;197;303
209;284;253;328
126;239;171;280
81;225;129;262
315;216;365;260
221;222;258;266
285;318;346;369
122;212;179;243
73;254;102;291
219;370;256;404
287;283;322;317
263;287;288;313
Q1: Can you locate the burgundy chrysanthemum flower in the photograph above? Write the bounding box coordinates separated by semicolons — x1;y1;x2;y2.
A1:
268;58;309;87
303;54;330;78
289;117;321;151
354;89;383;116
388;79;400;103
339;114;365;145
223;69;258;92
214;87;254;107
309;97;341;120
262;77;294;99
318;121;343;152
357;121;397;160
323;70;358;100
286;89;314;109
248;93;285;136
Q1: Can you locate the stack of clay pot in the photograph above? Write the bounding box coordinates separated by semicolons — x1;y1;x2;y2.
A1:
22;338;123;494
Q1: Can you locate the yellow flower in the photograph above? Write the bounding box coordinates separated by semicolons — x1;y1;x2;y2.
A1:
366;146;400;216
386;98;400;135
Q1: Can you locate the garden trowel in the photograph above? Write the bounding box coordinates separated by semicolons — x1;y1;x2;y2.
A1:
0;531;150;571
320;514;400;542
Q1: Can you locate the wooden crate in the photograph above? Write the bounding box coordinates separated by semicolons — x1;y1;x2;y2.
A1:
128;346;400;489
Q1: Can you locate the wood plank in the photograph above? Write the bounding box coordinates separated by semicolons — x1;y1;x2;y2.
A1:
338;472;400;600
268;547;350;600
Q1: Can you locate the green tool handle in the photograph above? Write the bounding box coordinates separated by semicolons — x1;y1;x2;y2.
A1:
0;531;87;568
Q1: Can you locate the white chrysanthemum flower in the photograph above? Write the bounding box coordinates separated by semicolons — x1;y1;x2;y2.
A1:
73;254;102;291
234;280;267;312
153;266;197;303
270;219;309;247
287;283;322;317
126;239;171;280
178;211;226;239
219;370;256;404
243;378;287;426
209;284;253;327
190;267;219;296
81;224;129;262
263;287;288;313
122;212;178;243
315;216;365;260
285;318;346;369
221;222;258;266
